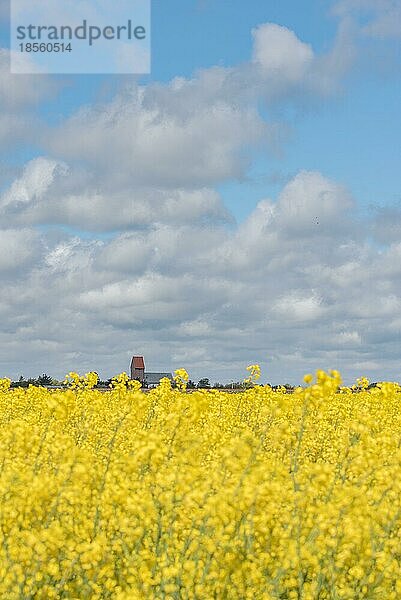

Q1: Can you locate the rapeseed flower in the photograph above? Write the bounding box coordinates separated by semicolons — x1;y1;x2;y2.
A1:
0;367;400;597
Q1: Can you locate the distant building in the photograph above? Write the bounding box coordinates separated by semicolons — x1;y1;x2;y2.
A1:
130;356;145;383
144;372;173;388
130;355;173;388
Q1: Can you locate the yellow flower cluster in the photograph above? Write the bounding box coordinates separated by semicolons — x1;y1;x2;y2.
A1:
173;368;189;391
64;371;99;390
1;369;401;598
244;364;261;384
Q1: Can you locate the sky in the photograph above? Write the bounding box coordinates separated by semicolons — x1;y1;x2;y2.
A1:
0;0;401;384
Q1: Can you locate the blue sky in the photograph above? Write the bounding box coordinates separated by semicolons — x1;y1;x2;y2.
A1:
0;0;401;383
150;0;401;222
151;0;337;77
3;1;400;221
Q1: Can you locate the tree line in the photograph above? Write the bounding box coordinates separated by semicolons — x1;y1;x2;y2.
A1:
11;375;300;391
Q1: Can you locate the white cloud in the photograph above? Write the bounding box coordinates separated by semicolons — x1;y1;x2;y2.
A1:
0;167;398;384
252;23;314;83
273;292;325;322
95;225;225;274
47;88;264;189
1;157;65;210
0;158;230;230
0;18;398;384
39;19;356;195
275;170;354;234
45;238;99;272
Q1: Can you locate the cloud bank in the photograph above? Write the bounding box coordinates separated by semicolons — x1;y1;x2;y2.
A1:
0;15;399;384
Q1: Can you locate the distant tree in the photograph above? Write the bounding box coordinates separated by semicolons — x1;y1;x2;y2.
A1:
224;381;242;389
283;384;295;393
197;378;211;389
11;376;28;388
213;382;224;389
187;380;196;389
37;373;53;386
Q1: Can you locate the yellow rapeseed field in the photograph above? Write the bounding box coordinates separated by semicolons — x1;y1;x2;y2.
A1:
1;368;401;599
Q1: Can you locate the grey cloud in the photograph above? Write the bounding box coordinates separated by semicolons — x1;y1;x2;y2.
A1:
0;157;231;231
0;170;399;386
0;18;398;384
95;225;226;275
0;229;41;272
47;91;265;189
39;21;355;194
